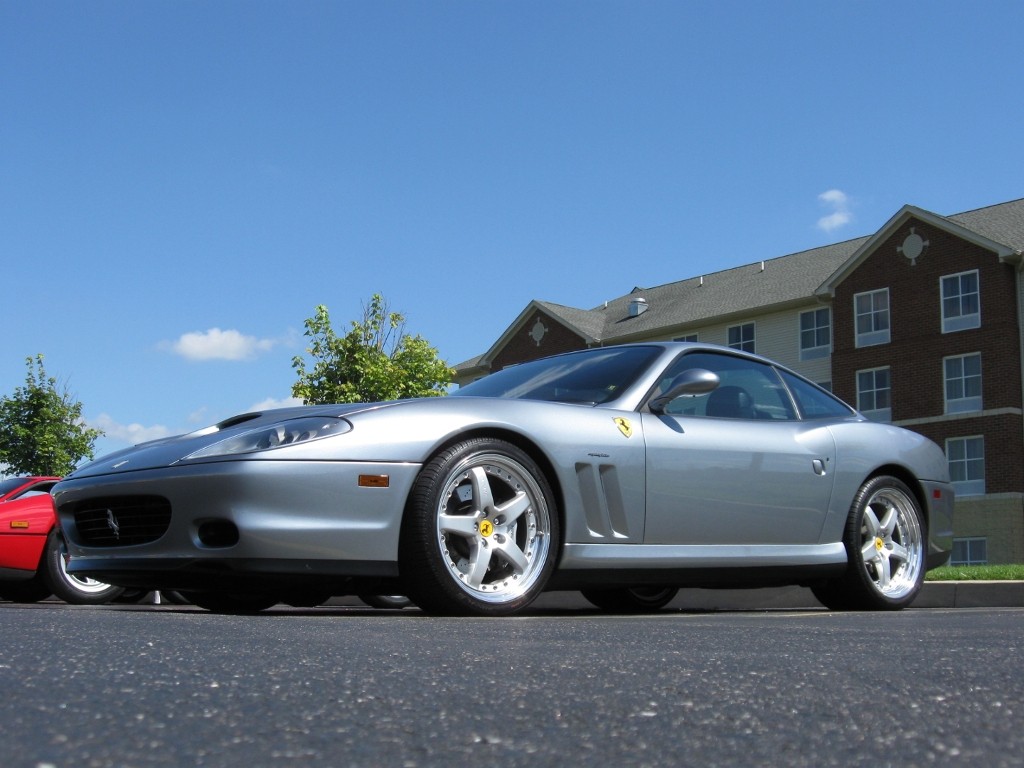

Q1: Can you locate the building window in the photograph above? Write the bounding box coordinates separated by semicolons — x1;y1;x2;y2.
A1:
856;367;891;422
947;436;985;496
799;308;831;360
950;537;988;566
854;288;890;347
727;323;755;353
941;270;980;333
674;334;698;342
944;353;982;414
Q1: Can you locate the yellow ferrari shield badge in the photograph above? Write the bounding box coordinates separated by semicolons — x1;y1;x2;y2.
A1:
479;520;494;537
614;417;633;438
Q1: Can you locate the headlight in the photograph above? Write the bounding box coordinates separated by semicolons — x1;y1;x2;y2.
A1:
184;417;352;459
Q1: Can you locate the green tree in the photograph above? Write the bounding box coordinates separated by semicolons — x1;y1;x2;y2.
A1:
291;294;454;404
0;355;102;476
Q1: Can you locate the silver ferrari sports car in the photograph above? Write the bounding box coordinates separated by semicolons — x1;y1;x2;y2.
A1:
53;343;953;616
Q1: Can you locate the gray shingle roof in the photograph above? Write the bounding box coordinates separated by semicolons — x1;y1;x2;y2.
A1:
948;198;1024;252
589;238;866;343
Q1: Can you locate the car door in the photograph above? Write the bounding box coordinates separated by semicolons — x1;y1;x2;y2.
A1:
642;351;836;545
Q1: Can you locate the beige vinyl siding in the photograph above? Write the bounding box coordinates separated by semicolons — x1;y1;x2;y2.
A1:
648;303;833;385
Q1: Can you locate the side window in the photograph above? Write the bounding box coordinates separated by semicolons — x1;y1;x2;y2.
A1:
944;353;982;414
854;288;890;347
650;352;796;420
11;481;57;499
777;369;854;419
727;323;755;353
799;307;831;361
856;367;892;422
947;436;985;496
941;270;980;333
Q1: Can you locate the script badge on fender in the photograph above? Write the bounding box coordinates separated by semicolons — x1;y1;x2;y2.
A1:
613;417;633;438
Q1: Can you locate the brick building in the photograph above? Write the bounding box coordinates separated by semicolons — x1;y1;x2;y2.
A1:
455;198;1024;564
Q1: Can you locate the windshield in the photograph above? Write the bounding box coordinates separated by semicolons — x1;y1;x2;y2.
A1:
454;346;662;404
0;477;29;496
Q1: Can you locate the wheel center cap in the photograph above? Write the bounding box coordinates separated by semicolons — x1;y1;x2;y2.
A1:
874;537;885;551
479;520;494;538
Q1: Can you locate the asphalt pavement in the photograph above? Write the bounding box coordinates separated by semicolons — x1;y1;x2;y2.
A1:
525;580;1024;612
4;601;1022;767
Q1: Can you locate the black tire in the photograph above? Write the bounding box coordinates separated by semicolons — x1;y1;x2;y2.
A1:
818;476;927;611
400;437;559;616
0;577;52;603
180;591;279;614
40;530;125;605
809;580;854;611
582;586;680;613
358;594;413;609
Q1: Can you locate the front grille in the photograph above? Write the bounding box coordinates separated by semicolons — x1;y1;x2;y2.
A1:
70;496;172;547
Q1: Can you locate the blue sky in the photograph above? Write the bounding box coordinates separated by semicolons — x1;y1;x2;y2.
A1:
3;1;1023;460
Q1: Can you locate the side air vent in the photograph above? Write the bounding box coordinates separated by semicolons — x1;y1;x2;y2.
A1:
70;496;172;547
575;462;630;539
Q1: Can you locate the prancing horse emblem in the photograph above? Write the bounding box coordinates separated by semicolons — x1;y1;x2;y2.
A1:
106;509;121;539
614;417;633;438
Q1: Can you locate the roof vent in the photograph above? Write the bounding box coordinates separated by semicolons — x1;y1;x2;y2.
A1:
629;297;648;317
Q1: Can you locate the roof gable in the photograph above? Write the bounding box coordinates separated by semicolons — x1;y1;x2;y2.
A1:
816;200;1024;298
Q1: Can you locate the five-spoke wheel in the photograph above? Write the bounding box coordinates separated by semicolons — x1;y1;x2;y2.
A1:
400;438;558;616
812;475;926;611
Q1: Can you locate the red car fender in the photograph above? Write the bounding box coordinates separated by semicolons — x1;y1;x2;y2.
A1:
0;488;58;573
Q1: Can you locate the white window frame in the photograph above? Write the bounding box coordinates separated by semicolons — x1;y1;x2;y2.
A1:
950;537;988;566
946;436;985;497
799;307;831;361
854;288;890;347
856;366;891;422
941;270;981;333
727;323;755;353
674;334;698;342
944;353;982;414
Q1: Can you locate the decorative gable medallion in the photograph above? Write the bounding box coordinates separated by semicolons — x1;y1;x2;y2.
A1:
897;227;930;266
529;317;548;346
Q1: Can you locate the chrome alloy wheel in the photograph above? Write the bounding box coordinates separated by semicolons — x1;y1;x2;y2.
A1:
57;554;117;595
42;529;125;604
857;485;924;601
434;453;552;604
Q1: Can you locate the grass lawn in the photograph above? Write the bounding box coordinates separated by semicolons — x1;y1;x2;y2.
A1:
926;564;1024;581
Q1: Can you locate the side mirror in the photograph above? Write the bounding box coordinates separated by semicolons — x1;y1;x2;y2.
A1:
648;369;720;414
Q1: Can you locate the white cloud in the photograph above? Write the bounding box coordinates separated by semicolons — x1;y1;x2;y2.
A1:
91;414;173;445
187;407;209;425
249;396;304;412
817;189;853;232
165;328;277;361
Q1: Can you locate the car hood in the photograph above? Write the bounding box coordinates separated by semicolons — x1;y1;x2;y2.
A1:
65;402;397;480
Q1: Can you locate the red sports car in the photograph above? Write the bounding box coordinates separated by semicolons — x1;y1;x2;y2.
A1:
0;476;125;604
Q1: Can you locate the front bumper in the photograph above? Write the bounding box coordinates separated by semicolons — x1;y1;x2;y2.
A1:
53;459;421;589
922;479;955;570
